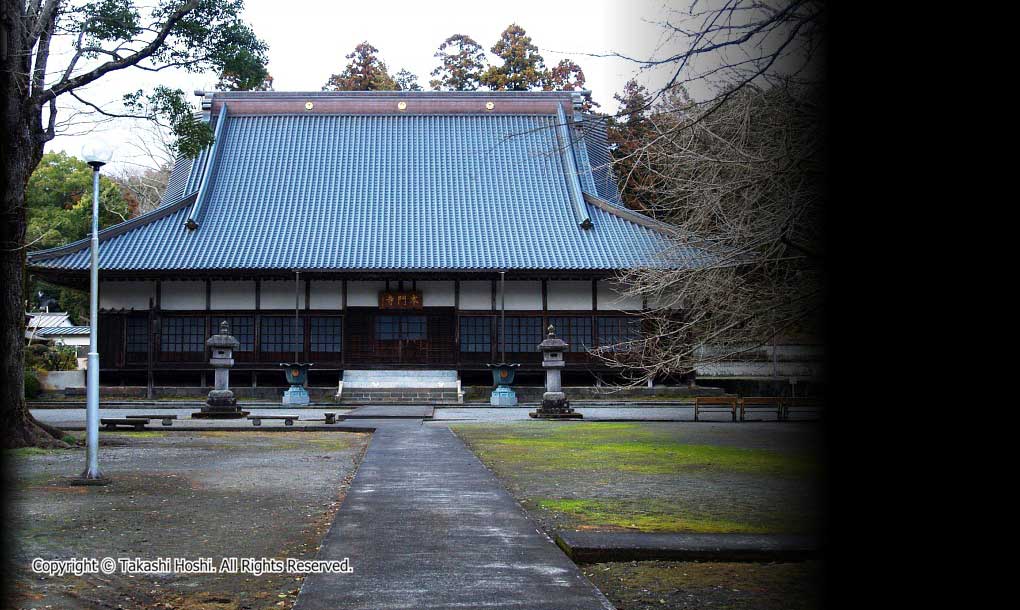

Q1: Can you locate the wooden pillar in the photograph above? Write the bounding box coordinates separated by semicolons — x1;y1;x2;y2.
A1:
340;279;347;367
146;296;154;399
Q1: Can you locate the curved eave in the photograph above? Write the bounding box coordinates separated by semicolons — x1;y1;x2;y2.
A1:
27;193;197;268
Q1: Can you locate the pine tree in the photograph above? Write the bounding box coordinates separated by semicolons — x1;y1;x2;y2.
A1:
480;24;546;91
429;34;488;91
323;42;399;91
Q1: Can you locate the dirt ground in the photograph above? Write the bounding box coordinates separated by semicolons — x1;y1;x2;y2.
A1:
5;430;370;610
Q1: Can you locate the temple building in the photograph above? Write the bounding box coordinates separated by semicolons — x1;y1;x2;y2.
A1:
27;90;689;390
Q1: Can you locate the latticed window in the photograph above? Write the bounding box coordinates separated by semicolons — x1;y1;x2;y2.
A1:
459;317;492;353
597;316;642;351
260;316;299;354
548;316;593;352
219;316;254;352
160;317;205;353
309;317;342;353
126;316;148;362
376;315;426;341
504;316;543;353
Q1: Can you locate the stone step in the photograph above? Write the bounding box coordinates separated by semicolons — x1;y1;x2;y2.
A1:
341;389;460;404
342;369;459;389
338;370;463;403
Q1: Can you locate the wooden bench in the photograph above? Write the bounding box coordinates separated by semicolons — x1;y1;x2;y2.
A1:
247;414;299;426
738;397;783;422
101;418;149;430
125;414;178;426
694;396;738;422
782;397;824;421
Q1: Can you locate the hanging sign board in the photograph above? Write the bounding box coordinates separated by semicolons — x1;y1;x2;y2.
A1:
379;290;423;310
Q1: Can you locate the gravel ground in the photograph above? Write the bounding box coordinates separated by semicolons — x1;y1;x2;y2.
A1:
31;405;803;427
583;560;824;610
5;430;370;610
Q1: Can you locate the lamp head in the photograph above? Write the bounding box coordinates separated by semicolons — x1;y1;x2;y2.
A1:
81;140;113;169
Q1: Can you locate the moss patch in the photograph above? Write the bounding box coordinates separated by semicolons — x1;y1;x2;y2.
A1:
453;422;816;476
105;431;168;438
453;422;821;535
535;498;771;533
5;447;66;458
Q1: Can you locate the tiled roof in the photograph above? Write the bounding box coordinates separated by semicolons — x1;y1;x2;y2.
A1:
35;326;90;337
26;312;71;328
29;91;688;273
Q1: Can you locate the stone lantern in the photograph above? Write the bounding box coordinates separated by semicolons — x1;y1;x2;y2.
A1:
529;324;582;419
193;320;249;419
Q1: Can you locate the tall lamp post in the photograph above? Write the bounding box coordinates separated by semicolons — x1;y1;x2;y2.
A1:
75;141;113;485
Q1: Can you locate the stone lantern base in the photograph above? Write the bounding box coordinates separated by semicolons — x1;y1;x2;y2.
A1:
529;392;583;419
192;390;250;419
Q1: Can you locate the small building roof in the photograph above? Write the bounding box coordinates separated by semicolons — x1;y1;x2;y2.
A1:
26;311;72;328
34;326;90;337
29;91;690;275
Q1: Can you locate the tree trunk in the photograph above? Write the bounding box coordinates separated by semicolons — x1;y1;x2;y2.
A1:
1;0;67;448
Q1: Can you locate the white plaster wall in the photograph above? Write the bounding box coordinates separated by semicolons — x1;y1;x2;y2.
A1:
51;336;90;347
99;280;153;310
597;280;643;311
459;280;492;310
346;281;386;307
261;280;306;309
210;280;255;310
547;280;592;310
39;370;86;390
309;280;344;309
160;280;204;310
418;281;455;307
501;281;542;310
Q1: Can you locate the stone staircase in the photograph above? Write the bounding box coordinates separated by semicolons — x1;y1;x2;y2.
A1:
337;370;463;404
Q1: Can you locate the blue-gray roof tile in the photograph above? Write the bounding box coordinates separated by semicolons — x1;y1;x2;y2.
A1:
29;92;683;273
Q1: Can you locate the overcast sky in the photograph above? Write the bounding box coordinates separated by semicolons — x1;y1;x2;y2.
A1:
48;0;702;171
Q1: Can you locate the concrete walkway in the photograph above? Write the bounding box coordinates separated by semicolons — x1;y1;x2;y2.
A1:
294;419;614;610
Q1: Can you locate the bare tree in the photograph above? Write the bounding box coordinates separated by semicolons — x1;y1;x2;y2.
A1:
591;1;826;383
110;121;176;214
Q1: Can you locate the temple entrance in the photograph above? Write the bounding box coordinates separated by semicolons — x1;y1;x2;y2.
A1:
344;308;455;365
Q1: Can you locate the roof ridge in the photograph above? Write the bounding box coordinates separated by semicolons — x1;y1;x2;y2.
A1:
581;192;676;235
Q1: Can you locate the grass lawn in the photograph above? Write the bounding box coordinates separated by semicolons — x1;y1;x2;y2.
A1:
452;421;823;534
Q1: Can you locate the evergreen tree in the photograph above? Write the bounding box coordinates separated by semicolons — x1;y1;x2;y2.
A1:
480;24;546;91
323;42;399;91
395;69;423;91
218;70;274;91
608;79;655;211
543;59;596;111
543;59;585;91
429;34;488;91
2;0;269;447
